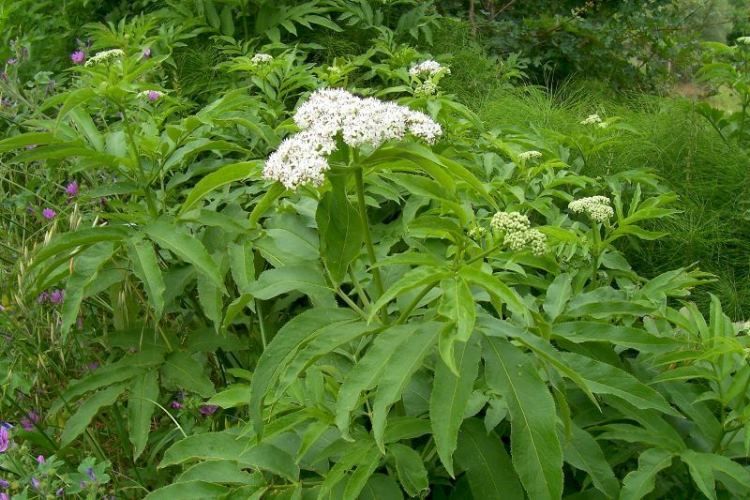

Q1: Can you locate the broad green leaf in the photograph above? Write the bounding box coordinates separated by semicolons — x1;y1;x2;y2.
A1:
245;265;333;304
161;351;215;398
389;443;429;497
430;338;481;476
553;322;676;352
483;337;563;500
228;242;255;293
250;308;357;435
208;384;251;409
372;325;439;450
620;448;673;500
160;431;299;481
144;219;225;291
29;226;128;272
249;182;285;227
0;132;58;153
543;273;572;322
177;461;263;485
437;277;476;344
179;161;261;214
318;440;376;498
559;352;678;416
316;174;363;283
61;384;127;447
343;447;381;499
454;418;524;500
563;424;619;499
368;266;450;321
61;242;116;334
144;481;230;499
359;474;404;500
128;370;159;460
335;325;417;438
197;273;223;333
127;238;166;317
681;449;750;500
460;267;529;322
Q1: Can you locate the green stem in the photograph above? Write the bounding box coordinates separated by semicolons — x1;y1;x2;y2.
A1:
395;282;438;325
118;104;157;217
464;242;504;266
354;167;385;300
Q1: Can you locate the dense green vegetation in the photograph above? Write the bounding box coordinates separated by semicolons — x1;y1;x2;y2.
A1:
2;1;750;499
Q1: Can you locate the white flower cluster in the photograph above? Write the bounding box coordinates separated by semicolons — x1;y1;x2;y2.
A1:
518;150;543;161
414;80;438;96
736;36;750;46
263;88;442;189
580;113;602;125
568;195;614;222
409;59;450;77
490;211;547;255
85;49;125;66
251;53;273;64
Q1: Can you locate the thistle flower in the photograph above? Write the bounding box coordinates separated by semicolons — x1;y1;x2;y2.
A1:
0;478;8;488
49;290;64;304
580;113;602;125
65;181;79;197
518;150;543;161
42;208;56;220
251;53;273;64
491;211;547;255
409;59;450;77
568;195;614;222
199;404;218;416
137;90;162;101
36;455;45;464
264;89;442;189
21;410;40;431
170;400;182;410
84;49;124;67
0;426;8;452
70;50;85;65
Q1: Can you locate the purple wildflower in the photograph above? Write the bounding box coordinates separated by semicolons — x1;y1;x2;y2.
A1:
21;410;40;431
199;404;218;416
36;455;45;464
31;476;40;489
147;90;161;102
42;208;56;220
142;47;151;59
170;400;182;410
0;426;8;452
0;492;8;500
0;478;8;488
37;292;49;304
49;290;64;305
71;50;85;65
56;487;64;496
65;181;79;197
86;467;96;482
6;58;16;65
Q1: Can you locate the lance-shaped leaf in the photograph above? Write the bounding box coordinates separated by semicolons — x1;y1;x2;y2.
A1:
316;173;363;283
620;448;673;500
430;338;481;477
128;370;159;460
61;384;127;447
563;424;620;499
127;238;166;318
179;160;261;214
483;337;563;500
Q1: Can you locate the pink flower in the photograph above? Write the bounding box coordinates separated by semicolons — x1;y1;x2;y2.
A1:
49;290;64;304
70;51;85;65
170;400;182;409
199;404;218;416
0;426;8;452
42;208;56;219
21;410;40;431
147;90;161;102
36;455;45;464
65;181;79;197
0;492;8;500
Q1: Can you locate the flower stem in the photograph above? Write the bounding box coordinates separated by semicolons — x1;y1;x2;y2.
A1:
354;167;385;301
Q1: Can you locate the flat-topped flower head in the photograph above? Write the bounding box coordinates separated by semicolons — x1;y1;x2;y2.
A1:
581;113;602;125
518;150;543;161
264;88;442;190
251;53;273;64
85;49;124;67
409;59;450;77
491;211;547;255
736;36;750;45
568;195;614;222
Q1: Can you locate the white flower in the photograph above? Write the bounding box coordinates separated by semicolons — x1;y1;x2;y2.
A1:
409;60;450;77
414;80;438;96
568;195;614;222
263;88;442;189
251;53;273;64
85;49;125;66
518;150;543;161
580;113;603;125
737;36;750;46
491;211;547;255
